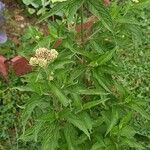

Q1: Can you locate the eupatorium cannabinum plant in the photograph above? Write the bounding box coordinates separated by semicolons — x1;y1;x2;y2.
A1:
19;0;150;150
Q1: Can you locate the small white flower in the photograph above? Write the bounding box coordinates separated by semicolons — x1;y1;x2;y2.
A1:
47;49;58;62
35;48;49;59
29;57;39;66
38;58;48;68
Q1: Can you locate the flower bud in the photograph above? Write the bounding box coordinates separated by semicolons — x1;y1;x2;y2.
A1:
29;57;39;66
47;49;58;62
38;58;48;68
35;48;49;59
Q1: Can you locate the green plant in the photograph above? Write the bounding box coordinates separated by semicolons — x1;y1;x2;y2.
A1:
118;4;150;148
0;75;41;150
22;0;51;15
17;0;150;150
22;0;67;15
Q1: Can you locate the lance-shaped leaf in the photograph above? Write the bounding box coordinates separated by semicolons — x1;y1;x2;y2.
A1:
66;113;90;138
49;82;70;107
89;48;116;67
83;98;109;110
42;124;60;150
88;0;113;32
105;106;119;136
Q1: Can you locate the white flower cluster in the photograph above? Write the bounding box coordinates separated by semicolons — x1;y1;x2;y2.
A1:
29;48;58;68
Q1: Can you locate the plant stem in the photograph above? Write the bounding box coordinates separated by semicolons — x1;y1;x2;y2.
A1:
80;5;84;48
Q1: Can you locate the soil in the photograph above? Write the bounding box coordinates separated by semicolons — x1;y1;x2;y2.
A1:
4;0;35;45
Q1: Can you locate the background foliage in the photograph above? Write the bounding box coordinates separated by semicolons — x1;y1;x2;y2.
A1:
0;0;150;150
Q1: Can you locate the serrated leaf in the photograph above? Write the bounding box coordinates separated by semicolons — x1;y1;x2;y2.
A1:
37;112;56;123
64;124;77;150
121;126;136;139
83;98;109;110
93;71;111;93
88;0;113;32
42;124;60;150
119;112;132;129
130;103;150;120
91;141;105;150
66;113;90;138
90;48;116;67
63;39;94;59
75;134;88;145
21;95;43;133
12;86;33;92
124;139;145;150
66;0;85;23
105;106;119;136
38;1;68;22
19;121;43;142
131;0;150;9
76;88;108;96
79;112;93;133
49;82;70;107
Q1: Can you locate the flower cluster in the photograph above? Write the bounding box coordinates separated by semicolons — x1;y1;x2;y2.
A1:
29;48;58;68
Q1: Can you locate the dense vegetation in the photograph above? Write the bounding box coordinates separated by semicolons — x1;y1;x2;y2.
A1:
0;0;150;150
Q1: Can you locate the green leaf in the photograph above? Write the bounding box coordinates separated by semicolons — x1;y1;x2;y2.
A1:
39;1;68;22
119;112;132;129
75;134;88;145
121;126;136;139
66;113;90;138
76;88;108;96
21;95;43;133
49;82;70;107
19;121;43;142
53;59;74;70
131;0;150;9
88;0;113;32
83;98;109;110
93;71;111;93
42;124;60;150
66;0;85;23
124;139;145;150
64;124;77;150
22;0;32;5
105;106;119;136
91;141;105;150
72;93;83;109
12;86;33;92
130;103;150;120
79;112;93;133
63;39;94;59
37;112;56;123
115;17;140;25
90;48;116;67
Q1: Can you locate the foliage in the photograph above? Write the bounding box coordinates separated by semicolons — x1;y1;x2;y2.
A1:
22;0;67;15
118;4;150;147
0;75;41;149
1;0;150;150
16;0;150;150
